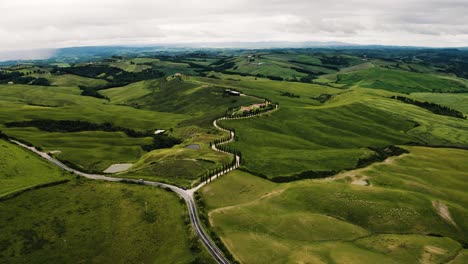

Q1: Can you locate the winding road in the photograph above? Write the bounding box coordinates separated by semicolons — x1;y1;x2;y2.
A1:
9;103;278;264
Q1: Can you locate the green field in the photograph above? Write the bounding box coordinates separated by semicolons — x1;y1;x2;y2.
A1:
0;84;189;173
200;75;468;179
0;139;71;198
0;78;262;182
0;179;214;263
2;49;468;263
335;67;467;93
410;92;468;115
200;146;468;263
121;146;232;187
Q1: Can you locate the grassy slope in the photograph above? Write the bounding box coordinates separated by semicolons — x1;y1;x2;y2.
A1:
200;147;467;263
47;74;108;87
0;139;71;198
0;179;214;263
198;76;468;178
121;147;232;187
0;84;188;172
100;80;157;104
0;79;261;182
410;92;468;115
131;78;262;126
336;67;467;93
230;56;308;80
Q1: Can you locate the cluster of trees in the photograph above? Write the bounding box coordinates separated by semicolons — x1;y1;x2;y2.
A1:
54;65;165;86
10;118;184;153
78;85;108;99
199;156;238;183
12;118;179;154
0;71;50;86
356;145;409;168
392;96;466;119
0;130;8;139
53;65;165;98
271;170;337;183
230;104;276;118
5;119;153;138
298;75;316;83
288;59;340;71
311;94;333;103
444;61;468;79
281;92;300;98
141;134;182;152
319;56;353;67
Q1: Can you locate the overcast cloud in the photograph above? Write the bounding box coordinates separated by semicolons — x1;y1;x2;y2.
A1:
0;0;467;52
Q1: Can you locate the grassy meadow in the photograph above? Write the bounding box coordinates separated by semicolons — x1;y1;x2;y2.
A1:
410;92;468;115
0;139;71;199
200;146;468;263
335;67;467;93
0;179;214;263
198;75;468;179
1;50;468;263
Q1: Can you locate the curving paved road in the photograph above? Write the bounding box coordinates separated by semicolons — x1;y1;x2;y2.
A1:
10;139;230;264
9;103;278;264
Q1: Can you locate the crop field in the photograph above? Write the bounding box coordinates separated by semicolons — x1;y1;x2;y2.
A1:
200;146;468;263
0;179;214;263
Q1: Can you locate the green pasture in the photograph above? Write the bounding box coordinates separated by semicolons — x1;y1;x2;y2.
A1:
0;179;214;263
200;146;468;263
0;139;71;198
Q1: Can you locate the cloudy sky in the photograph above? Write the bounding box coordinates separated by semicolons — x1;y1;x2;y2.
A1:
0;0;467;53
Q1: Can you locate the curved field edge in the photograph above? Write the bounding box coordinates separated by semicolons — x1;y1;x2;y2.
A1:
200;146;468;263
0;139;72;199
0;179;215;263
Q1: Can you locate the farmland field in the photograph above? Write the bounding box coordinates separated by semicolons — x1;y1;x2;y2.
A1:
200;146;468;263
0;139;71;199
1;48;467;263
0;179;214;263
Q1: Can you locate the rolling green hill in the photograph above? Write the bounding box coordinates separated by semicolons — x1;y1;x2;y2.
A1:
410;92;468;115
0;139;71;199
335;67;467;93
0;179;214;263
200;146;468;264
201;75;468;179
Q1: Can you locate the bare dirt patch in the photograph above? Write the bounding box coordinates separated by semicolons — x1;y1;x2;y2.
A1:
352;178;370;186
103;163;133;173
432;200;458;228
420;245;447;264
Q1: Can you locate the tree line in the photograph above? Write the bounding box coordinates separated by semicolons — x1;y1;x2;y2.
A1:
53;65;165;99
391;96;466;119
6;119;182;152
5;119;153;137
0;71;50;86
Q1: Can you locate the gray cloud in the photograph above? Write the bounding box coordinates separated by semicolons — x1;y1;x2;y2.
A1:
0;0;467;52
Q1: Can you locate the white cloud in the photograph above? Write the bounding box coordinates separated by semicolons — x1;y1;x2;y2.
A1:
0;0;467;52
